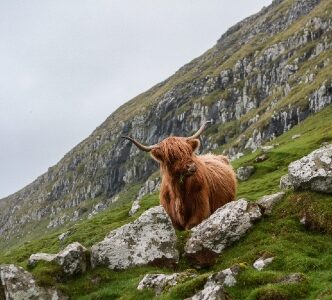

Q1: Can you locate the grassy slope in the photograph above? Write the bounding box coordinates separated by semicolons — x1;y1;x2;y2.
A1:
1;0;330;252
1;105;332;299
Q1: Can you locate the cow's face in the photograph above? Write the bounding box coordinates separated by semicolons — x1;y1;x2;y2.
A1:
151;137;200;178
122;121;211;180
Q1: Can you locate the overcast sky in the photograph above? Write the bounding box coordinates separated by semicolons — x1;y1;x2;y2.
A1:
0;0;271;198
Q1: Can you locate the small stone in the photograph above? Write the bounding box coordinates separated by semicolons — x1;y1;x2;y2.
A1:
257;192;285;215
58;231;71;241
255;153;268;163
253;257;274;271
280;174;293;190
260;145;276;152
236;166;255;181
28;253;56;268
292;134;301;140
186;265;241;300
280;273;305;284
129;200;141;216
300;214;307;225
137;270;196;295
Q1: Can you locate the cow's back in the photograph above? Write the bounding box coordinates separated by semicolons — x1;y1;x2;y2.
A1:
200;153;237;212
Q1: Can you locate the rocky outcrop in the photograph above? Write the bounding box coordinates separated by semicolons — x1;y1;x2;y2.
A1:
236;166;255;181
28;242;88;276
287;144;332;193
0;264;67;300
186;265;241;300
185;199;262;267
91;206;179;270
257;192;285;215
54;242;89;276
137;270;196;295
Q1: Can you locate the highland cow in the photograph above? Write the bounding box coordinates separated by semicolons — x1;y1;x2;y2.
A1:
122;121;237;230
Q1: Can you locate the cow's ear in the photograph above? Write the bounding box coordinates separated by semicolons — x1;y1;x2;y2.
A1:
188;139;200;152
151;147;164;162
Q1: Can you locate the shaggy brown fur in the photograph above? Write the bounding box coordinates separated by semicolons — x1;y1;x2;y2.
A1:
150;137;237;230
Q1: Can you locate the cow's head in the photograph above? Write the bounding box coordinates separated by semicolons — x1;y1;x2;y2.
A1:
122;121;211;179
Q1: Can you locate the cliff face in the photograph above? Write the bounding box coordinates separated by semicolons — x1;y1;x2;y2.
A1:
1;0;332;246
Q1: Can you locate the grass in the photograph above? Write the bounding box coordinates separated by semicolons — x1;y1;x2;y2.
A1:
1;2;332;297
1;103;332;299
2;0;330;255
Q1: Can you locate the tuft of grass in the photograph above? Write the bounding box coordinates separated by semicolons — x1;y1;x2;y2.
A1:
247;282;309;300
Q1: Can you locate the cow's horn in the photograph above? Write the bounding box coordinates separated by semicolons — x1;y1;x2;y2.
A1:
122;136;157;152
187;120;212;140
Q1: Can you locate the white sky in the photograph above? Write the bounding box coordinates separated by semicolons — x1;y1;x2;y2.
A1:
0;0;271;198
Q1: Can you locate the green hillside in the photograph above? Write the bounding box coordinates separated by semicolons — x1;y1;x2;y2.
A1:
1;0;332;249
1;103;332;300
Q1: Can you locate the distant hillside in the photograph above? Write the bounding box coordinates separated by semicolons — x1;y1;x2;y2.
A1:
1;0;332;248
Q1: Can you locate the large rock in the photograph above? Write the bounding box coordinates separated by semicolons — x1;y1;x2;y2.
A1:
0;264;67;300
28;242;88;276
236;166;255;181
288;144;332;193
54;242;88;276
186;265;241;300
185;199;262;267
137;270;196;295
257;192;285;215
91;206;179;270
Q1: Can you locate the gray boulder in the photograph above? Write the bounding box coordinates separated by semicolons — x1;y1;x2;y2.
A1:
28;242;88;276
257;192;285;215
236;166;255;181
280;174;293;190
0;264;67;300
28;253;56;268
91;206;179;270
185;199;262;267
186;265;241;300
137;270;196;295
288;144;332;193
54;242;88;276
